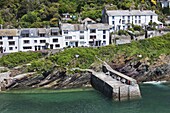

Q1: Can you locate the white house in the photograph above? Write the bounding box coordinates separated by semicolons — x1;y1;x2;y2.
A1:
61;18;111;47
102;8;162;31
19;27;63;52
0;29;19;53
159;0;170;8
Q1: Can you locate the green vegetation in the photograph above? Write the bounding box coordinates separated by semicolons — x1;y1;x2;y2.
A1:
0;0;167;28
0;51;43;68
48;33;170;69
1;33;170;70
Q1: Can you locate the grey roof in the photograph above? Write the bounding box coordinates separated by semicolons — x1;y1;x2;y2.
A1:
106;10;157;16
82;18;96;24
38;28;46;34
61;24;86;31
21;28;38;37
87;23;112;30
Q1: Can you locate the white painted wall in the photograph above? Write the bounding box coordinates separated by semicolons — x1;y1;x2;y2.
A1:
105;13;158;31
1;36;19;53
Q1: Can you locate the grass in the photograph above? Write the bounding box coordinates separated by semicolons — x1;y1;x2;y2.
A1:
1;33;170;70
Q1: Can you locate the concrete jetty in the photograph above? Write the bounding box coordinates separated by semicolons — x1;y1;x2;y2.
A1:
90;62;141;101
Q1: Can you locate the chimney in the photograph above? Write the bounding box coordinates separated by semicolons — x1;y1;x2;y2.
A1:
0;24;3;29
140;7;143;11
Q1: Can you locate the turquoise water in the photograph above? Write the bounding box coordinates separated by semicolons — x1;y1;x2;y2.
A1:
0;84;170;113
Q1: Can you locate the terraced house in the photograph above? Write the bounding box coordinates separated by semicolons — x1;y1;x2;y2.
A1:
0;29;19;53
0;18;111;53
102;8;163;32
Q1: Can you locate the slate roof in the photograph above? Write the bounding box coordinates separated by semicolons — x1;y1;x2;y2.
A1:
61;24;86;31
20;28;38;37
82;18;96;24
106;10;157;16
0;29;18;36
87;23;112;30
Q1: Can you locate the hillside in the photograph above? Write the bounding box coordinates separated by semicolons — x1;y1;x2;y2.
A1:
0;0;167;28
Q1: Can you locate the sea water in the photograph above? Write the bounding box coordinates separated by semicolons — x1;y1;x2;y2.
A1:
0;83;170;113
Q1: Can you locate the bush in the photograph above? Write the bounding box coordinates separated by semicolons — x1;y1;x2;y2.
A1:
0;51;43;68
133;25;143;31
118;30;128;35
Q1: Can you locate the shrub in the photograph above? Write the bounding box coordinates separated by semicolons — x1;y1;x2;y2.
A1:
0;51;43;68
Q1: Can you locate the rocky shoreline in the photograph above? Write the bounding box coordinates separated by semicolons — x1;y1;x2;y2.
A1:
0;68;91;91
1;54;170;91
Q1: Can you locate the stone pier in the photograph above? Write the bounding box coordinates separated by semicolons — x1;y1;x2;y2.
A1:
90;62;141;101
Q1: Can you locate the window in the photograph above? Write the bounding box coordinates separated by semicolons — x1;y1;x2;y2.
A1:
103;41;106;45
103;30;106;34
135;20;137;23
40;40;46;43
0;41;3;45
42;46;46;49
80;36;84;39
51;32;58;36
122;16;125;19
150;15;153;19
34;40;37;43
8;36;13;40
103;35;106;39
9;47;13;50
53;39;58;42
90;29;96;33
128;20;130;23
122;20;125;24
66;42;68;46
0;36;2;40
112;16;114;20
112;21;115;25
23;40;30;44
90;35;96;39
112;26;115;30
128;16;130;20
40;34;45;37
119;19;121;24
22;33;29;37
55;44;60;47
135;16;137;19
139;20;141;24
23;46;32;49
65;36;72;40
80;31;84;33
64;30;68;34
9;41;15;45
139;16;141;19
80;41;85;44
123;26;125;30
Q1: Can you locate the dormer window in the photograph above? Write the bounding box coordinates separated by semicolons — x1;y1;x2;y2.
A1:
80;31;84;33
64;30;68;34
51;29;59;36
90;29;96;33
21;30;29;37
40;34;45;37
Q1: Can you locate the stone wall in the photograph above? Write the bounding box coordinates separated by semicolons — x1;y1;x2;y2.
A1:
91;74;113;98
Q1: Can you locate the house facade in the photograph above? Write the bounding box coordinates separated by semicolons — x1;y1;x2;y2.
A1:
0;29;19;53
19;28;63;52
61;19;111;48
160;0;170;8
102;8;161;32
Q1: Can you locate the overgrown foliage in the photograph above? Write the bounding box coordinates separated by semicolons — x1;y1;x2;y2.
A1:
0;0;167;28
0;52;43;68
48;33;170;69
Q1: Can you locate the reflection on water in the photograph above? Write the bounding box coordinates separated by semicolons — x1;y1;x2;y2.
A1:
0;83;170;113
